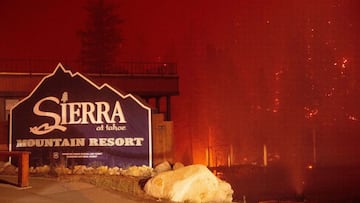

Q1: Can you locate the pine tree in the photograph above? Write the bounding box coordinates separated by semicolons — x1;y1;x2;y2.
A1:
79;0;123;73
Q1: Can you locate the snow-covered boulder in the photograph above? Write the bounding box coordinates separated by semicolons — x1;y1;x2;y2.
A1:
73;165;88;175
144;164;233;202
108;166;120;175
172;162;184;170
55;166;72;175
96;166;108;175
0;161;11;174
0;161;7;168
35;165;51;174
121;165;153;177
154;161;172;173
1;163;17;175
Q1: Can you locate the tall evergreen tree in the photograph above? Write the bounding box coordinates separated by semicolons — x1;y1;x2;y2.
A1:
79;0;123;73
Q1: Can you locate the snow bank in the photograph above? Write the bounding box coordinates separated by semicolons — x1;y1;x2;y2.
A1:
1;161;233;203
144;164;233;202
30;165;51;174
120;165;153;177
154;161;172;173
0;161;153;177
0;161;16;174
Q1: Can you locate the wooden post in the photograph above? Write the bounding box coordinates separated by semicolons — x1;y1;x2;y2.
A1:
18;152;30;187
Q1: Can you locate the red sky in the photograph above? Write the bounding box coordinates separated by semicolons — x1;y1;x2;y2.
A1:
0;0;85;58
1;0;360;166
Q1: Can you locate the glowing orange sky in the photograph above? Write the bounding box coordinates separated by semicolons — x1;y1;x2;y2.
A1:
1;0;360;166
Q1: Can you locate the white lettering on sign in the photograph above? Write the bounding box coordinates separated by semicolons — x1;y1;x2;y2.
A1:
30;96;67;135
88;137;144;146
15;137;144;147
16;138;86;147
29;92;127;135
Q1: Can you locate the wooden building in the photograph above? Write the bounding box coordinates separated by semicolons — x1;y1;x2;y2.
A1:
0;59;179;165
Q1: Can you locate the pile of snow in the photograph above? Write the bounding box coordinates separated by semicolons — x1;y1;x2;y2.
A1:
121;165;153;177
54;166;72;175
1;160;233;203
0;161;17;175
154;160;172;173
172;162;185;170
0;161;153;177
30;165;51;174
153;161;184;174
54;164;153;177
144;164;233;203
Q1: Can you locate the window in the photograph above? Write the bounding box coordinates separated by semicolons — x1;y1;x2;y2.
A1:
5;99;19;120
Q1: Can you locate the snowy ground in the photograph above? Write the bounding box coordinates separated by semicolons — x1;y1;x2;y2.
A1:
1;161;234;203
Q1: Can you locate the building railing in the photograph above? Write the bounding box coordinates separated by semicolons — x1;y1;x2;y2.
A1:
0;58;177;76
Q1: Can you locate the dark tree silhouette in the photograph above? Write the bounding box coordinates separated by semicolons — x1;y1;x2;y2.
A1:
79;0;123;73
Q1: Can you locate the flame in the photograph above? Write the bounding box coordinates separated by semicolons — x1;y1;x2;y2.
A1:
304;107;318;119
